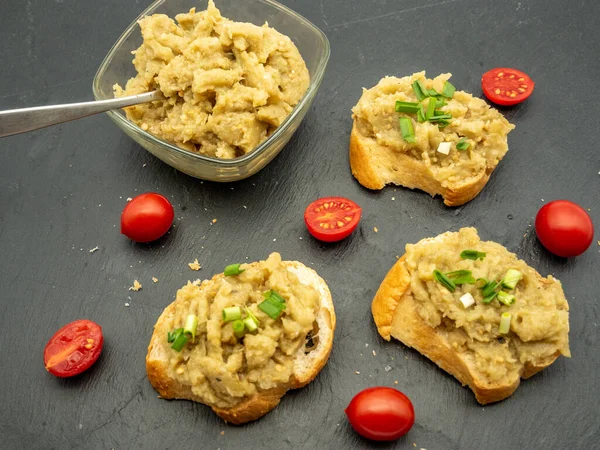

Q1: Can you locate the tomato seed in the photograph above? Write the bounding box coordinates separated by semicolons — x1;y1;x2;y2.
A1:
495;88;500;94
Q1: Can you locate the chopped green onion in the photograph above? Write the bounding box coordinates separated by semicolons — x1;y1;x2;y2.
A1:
263;290;286;304
437;119;451;128
224;263;244;276
426;97;437;119
476;278;489;288
445;270;476;285
456;138;470;151
428;88;439;97
167;328;183;343
481;291;498;304
232;319;245;339
395;101;421;113
460;250;486;260
441;81;455;98
433;270;456;292
433;109;446;116
258;299;285;320
416;80;429;97
399;117;415;143
481;280;499;297
416;109;426;123
243;317;258;332
222;306;242;322
244;306;260;327
435;99;447;108
183;314;198;342
501;269;523;290
497;291;516;306
411;80;427;101
171;330;189;352
428;114;453;121
499;312;512;334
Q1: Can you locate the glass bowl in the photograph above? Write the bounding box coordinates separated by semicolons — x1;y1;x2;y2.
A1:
93;0;330;182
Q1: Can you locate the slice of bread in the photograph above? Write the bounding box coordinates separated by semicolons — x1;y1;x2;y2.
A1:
371;228;570;404
147;259;336;424
350;73;515;206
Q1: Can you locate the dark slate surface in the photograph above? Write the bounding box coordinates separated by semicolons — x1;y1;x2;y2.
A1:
1;0;599;449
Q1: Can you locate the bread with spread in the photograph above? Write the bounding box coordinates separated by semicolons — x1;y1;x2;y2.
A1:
372;228;570;404
350;72;515;206
146;253;335;424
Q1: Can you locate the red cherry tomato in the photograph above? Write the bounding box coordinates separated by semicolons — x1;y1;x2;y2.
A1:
121;193;174;243
44;320;103;378
304;197;362;242
482;68;534;106
345;387;415;441
535;200;594;257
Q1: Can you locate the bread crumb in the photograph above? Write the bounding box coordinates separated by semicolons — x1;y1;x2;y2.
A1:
192;279;202;286
89;246;99;253
125;303;130;307
188;259;201;271
391;197;395;201
126;197;132;202
355;371;360;375
212;218;217;224
152;277;158;283
394;380;398;385
372;350;376;356
129;280;142;291
365;343;369;347
374;227;378;233
412;444;416;447
405;356;409;359
220;431;225;436
384;365;392;372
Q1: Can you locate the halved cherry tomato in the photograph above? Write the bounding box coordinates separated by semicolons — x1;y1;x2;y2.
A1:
482;68;534;106
535;200;594;257
304;196;362;242
121;193;174;243
44;320;103;377
346;387;415;441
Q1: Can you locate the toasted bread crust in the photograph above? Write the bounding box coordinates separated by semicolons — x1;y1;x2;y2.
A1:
372;251;565;405
146;260;335;424
349;122;492;206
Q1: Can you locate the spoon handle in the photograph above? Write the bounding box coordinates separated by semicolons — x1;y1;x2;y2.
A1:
0;90;163;138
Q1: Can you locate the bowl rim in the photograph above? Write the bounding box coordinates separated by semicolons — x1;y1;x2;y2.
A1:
92;0;331;167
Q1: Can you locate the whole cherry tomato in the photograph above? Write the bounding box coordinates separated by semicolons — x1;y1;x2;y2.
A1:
44;320;103;377
345;387;415;441
121;193;174;243
535;200;594;257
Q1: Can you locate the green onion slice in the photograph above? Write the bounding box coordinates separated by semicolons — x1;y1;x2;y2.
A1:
433;270;456;292
183;314;198;342
445;270;476;285
501;269;523;290
456;138;470;151
243;317;258;333
476;278;489;288
499;312;512;334
222;306;242;322
244;306;260;327
263;290;286;304
497;291;516;306
460;250;486;260
167;328;183;344
428;114;453;121
258;299;284;320
426;97;437;119
395;101;421;113
481;280;499;297
481;291;498;304
399;117;415;143
224;263;245;276
428;88;439;97
411;80;427;101
435;99;447;108
170;330;189;352
437;119;451;128
416;109;426;123
232;319;245;339
416;80;429;97
442;81;456;98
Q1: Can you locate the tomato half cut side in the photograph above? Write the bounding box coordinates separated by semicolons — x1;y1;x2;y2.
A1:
304;197;362;242
482;68;534;106
44;320;104;378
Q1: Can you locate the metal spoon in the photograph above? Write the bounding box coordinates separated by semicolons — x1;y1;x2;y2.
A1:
0;90;164;138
